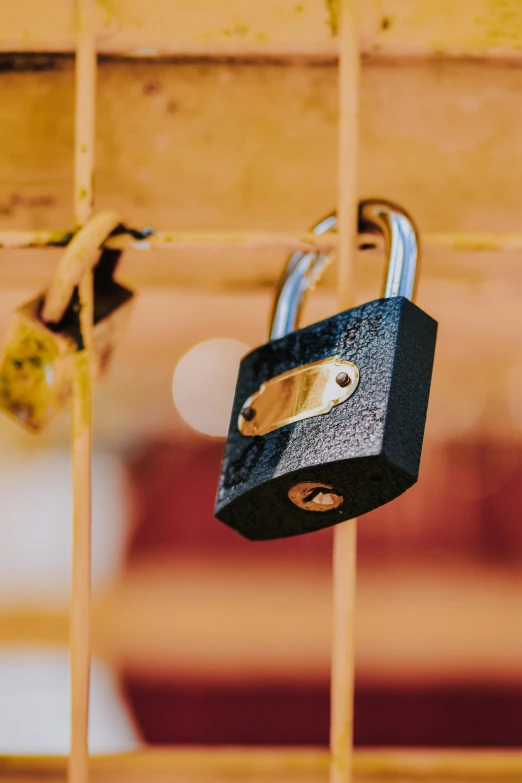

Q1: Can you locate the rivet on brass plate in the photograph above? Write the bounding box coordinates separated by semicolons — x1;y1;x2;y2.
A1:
238;356;359;437
336;371;351;387
241;406;256;422
288;482;344;512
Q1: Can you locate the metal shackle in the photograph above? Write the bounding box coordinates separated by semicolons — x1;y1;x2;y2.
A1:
40;213;154;326
41;211;122;325
269;200;419;341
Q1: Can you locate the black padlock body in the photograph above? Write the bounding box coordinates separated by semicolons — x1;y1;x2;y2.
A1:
215;296;437;540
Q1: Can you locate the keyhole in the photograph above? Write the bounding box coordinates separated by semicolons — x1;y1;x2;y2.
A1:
288;482;344;512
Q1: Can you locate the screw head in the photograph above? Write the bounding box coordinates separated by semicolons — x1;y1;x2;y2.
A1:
241;406;256;422
336;371;351;388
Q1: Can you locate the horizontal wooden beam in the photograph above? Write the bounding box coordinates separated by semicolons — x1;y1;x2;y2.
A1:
1;59;522;253
0;229;336;253
0;748;521;782
2;229;522;255
1;562;521;685
3;1;522;60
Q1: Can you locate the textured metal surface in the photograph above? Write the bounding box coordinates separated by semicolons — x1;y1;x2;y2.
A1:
215;297;437;540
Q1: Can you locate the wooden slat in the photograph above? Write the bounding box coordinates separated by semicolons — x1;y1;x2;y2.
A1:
3;1;522;59
2;60;522;239
1;748;522;783
4;229;522;254
1;562;521;686
70;2;97;782
330;2;360;782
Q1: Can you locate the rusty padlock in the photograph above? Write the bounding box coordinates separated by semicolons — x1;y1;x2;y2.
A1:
0;211;135;431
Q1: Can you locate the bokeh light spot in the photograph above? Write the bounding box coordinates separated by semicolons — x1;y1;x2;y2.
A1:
173;339;250;437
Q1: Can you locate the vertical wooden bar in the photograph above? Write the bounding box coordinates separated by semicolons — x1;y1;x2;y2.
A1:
335;0;359;311
70;314;93;783
74;0;96;229
329;2;360;783
69;1;96;783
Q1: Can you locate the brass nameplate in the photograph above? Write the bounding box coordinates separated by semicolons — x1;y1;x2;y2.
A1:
238;356;359;437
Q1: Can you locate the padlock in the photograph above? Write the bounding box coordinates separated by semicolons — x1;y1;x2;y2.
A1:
0;211;135;432
215;200;438;540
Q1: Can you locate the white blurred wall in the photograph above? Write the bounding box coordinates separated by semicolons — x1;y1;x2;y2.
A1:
0;448;140;753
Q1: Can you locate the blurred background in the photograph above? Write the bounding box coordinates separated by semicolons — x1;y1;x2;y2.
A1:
0;0;522;755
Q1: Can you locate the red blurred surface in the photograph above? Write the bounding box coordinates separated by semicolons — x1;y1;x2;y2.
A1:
127;436;522;565
124;680;522;747
123;435;522;746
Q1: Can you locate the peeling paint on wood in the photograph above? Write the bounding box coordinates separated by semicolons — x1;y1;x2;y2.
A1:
4;1;522;58
2;60;522;234
326;0;340;35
